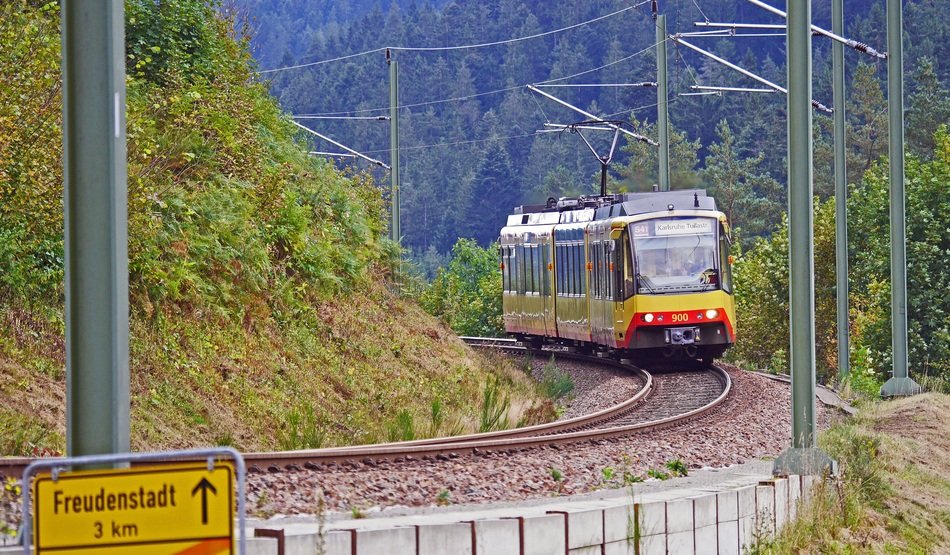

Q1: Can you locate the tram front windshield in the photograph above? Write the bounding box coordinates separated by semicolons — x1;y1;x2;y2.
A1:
630;217;718;293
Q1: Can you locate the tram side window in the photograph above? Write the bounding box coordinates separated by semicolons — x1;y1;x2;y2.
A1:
524;245;531;294
577;243;587;295
515;245;527;295
509;246;516;293
500;247;508;293
542;245;551;296
564;244;572;296
593;243;602;299
535;245;542;295
591;243;599;298
560;244;568;296
622;239;635;300
525;245;532;294
719;225;733;293
571;243;579;296
560;244;567;296
599;242;606;299
532;245;539;294
531;245;544;295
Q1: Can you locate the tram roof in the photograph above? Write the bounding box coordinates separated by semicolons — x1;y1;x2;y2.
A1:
507;189;718;227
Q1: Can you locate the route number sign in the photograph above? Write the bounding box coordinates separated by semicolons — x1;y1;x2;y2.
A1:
32;462;234;554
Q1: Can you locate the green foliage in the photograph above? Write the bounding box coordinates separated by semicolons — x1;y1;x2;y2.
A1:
1;1;387;319
421;238;504;337
601;466;615;483
646;468;670;481
907;58;950;159
618;116;702;191
435;489;451;506
731;127;950;384
386;409;417;442
841;346;884;400
126;0;236;85
247;0;950;261
539;356;574;400
549;467;564;482
703;119;784;249
0;2;63;305
759;418;924;553
278;403;325;450
623;472;644;485
478;374;511;433
0;477;21;538
0;409;58;457
664;459;688;477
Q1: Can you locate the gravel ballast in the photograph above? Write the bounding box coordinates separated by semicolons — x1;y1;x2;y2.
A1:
248;366;832;516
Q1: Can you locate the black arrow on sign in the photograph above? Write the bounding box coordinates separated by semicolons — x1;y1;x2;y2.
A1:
191;477;218;525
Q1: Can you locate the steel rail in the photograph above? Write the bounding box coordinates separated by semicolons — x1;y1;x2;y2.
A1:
0;341;731;478
242;344;731;470
250;346;655;462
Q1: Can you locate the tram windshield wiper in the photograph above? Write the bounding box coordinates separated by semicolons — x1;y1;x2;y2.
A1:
636;273;657;294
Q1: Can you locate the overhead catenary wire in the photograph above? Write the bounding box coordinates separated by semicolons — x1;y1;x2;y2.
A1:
293;115;390;121
692;85;777;93
533;82;658;88
292;38;669;118
689;0;712;23
694;22;787;30
743;0;887;59
290;120;390;169
258;2;651;75
678;30;788;38
527;85;657;145
670;35;833;113
309;151;357;158
352;99;665;156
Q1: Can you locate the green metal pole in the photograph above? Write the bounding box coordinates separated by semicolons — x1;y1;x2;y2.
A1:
774;0;833;477
389;58;401;243
656;14;670;192
881;0;920;397
62;0;130;456
832;0;850;382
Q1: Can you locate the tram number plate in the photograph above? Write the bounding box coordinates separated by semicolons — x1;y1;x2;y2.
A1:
671;313;689;323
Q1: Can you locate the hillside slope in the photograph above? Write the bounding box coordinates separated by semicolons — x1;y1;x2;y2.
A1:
0;0;541;455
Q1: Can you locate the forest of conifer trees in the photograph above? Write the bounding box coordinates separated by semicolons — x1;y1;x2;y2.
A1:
236;0;948;260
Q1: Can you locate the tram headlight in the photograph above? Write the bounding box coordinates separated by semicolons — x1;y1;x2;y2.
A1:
705;309;719;319
643;313;655;323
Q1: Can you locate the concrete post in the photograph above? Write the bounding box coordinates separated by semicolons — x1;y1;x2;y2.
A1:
832;0;850;382
774;0;834;476
880;0;921;397
656;14;670;192
389;57;401;243
62;0;131;456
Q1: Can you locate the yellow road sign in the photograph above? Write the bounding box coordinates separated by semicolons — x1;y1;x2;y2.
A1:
33;462;234;554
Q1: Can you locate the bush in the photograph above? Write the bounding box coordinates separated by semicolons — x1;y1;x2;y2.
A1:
539;356;574;399
729;127;950;385
420;238;504;337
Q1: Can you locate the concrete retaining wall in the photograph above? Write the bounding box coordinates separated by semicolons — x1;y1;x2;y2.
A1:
242;474;819;555
1;474;820;554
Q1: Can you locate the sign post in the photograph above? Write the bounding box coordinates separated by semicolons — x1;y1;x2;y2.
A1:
22;449;246;555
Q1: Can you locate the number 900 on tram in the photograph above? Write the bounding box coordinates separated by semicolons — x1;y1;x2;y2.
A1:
498;189;735;363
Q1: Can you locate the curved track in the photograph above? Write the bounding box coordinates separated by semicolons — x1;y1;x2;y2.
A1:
0;339;731;478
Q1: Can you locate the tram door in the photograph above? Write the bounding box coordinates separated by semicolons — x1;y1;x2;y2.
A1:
590;227;615;347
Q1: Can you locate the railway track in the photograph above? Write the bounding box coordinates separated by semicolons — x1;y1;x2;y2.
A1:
0;338;731;479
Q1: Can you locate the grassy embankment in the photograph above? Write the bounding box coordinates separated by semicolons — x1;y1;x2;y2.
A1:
752;393;950;553
0;1;547;457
